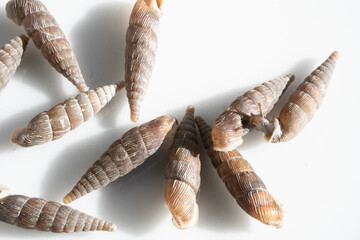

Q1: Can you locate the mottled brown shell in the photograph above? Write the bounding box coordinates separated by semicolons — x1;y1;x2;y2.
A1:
11;82;124;147
0;194;116;233
0;34;29;94
125;0;162;122
196;116;284;228
267;51;339;142
6;0;89;92
165;106;201;229
212;74;294;151
63;115;176;204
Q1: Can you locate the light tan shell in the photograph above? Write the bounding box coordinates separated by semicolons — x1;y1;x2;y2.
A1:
63;115;176;204
6;0;89;92
212;74;294;151
0;34;29;94
165;106;201;229
125;0;162;122
196;116;284;228
265;51;339;142
0;187;116;233
11;82;125;147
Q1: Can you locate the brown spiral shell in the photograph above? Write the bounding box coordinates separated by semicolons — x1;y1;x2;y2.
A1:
125;0;162;123
10;82;125;147
6;0;89;92
0;34;29;94
0;194;116;232
267;51;339;142
212;74;294;151
195;116;284;228
63;115;176;204
165;106;201;229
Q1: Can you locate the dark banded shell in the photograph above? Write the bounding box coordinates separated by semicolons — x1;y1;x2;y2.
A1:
196;116;284;228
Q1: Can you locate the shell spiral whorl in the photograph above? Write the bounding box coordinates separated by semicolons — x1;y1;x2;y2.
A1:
63;115;176;204
0;194;116;232
268;51;339;142
196;116;284;228
165;106;201;229
0;34;29;94
125;0;162;123
212;74;294;151
6;0;89;92
11;83;124;147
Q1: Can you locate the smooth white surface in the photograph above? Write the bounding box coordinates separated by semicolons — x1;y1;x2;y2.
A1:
0;0;359;239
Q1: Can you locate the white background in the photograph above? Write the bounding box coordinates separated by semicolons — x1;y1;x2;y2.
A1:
0;0;359;239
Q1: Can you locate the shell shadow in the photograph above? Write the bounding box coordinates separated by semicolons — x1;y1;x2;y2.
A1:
0;8;22;44
0;8;68;100
0;223;58;239
70;2;132;128
0;223;98;239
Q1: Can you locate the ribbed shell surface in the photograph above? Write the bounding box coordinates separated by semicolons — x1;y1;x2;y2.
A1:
165;106;201;229
273;52;339;142
0;34;29;94
11;83;123;147
125;0;162;122
63;115;176;204
0;195;116;232
195;116;284;228
6;0;89;92
212;74;294;151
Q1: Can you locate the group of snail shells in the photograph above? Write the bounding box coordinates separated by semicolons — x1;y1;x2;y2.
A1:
0;0;339;234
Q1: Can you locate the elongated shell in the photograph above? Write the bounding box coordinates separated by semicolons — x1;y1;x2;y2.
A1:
267;51;339;142
165;106;201;229
0;34;29;94
11;82;125;147
63;115;176;204
196;116;284;228
0;194;116;232
6;0;89;92
212;74;294;151
125;0;162;123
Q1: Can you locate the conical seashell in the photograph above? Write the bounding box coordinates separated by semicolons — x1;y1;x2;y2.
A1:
0;185;116;233
63;115;176;204
252;51;339;143
195;116;284;228
165;106;201;229
212;74;294;151
0;34;29;94
125;0;163;122
6;0;89;92
10;82;125;147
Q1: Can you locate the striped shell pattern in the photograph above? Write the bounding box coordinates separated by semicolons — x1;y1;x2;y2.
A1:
63;115;176;204
196;116;284;228
11;82;124;147
6;0;89;92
